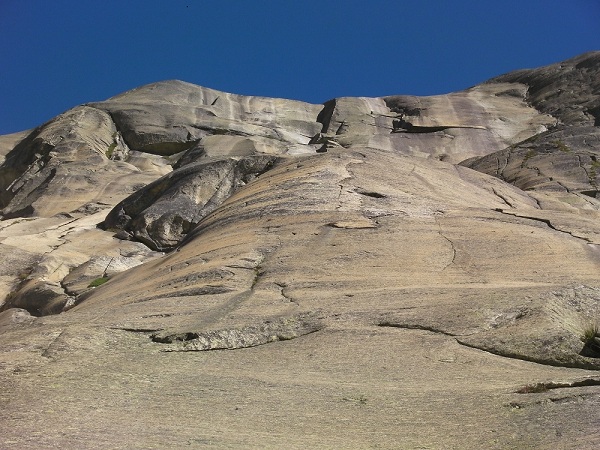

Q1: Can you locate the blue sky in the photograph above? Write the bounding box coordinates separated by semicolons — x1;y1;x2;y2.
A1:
1;0;599;135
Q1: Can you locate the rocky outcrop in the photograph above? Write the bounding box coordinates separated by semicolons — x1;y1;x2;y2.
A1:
462;52;600;201
103;155;282;251
88;80;324;155
488;51;600;126
92;79;556;251
1;52;600;449
461;125;600;195
0;209;162;316
311;82;554;163
0;130;30;166
0;106;169;219
151;312;323;351
66;147;600;372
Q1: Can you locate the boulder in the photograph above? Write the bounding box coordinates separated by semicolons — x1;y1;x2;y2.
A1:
0;308;35;330
103;154;282;251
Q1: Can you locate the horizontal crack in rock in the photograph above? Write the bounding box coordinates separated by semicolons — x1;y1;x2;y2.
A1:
456;338;600;370
378;322;457;336
109;327;164;333
326;220;377;229
516;378;600;394
494;208;593;243
132;285;234;303
151;313;322;351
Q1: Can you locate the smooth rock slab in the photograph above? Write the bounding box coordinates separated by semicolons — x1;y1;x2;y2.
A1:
89;80;323;154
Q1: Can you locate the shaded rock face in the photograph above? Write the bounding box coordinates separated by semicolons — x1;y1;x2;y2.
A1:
2;52;600;449
462;126;600;195
488;51;600;126
0;106;168;218
103;155;281;251
461;52;600;202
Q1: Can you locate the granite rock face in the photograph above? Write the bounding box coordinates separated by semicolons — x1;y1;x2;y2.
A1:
1;52;600;449
488;51;600;126
461;125;600;196
103;154;281;251
0;106;169;218
462;52;600;200
316;82;554;163
88;80;324;155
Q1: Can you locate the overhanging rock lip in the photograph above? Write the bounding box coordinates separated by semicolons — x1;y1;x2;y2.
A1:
150;313;323;352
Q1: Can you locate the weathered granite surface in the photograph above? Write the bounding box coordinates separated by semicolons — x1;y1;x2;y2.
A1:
102;155;282;251
1;52;600;449
0;106;169;219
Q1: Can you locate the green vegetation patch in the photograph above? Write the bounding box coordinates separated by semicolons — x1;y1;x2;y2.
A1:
88;277;109;288
552;140;572;152
589;160;600;187
581;322;599;345
106;142;117;159
523;149;537;163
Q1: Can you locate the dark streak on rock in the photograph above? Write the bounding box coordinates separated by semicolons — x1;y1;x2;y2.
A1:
378;322;457;337
516;378;600;394
456;338;600;370
355;189;386;199
491;187;514;208
493;208;593;243
109;327;164;333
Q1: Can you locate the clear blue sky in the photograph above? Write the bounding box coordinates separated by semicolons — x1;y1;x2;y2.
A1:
1;0;599;135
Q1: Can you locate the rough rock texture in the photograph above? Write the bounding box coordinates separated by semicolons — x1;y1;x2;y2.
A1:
0;209;161;316
462;125;600;195
103;154;281;251
0;106;170;218
1;52;600;449
462;52;600;201
488;51;600;126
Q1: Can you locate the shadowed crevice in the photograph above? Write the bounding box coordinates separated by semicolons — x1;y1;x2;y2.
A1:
516;378;600;394
377;322;458;337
